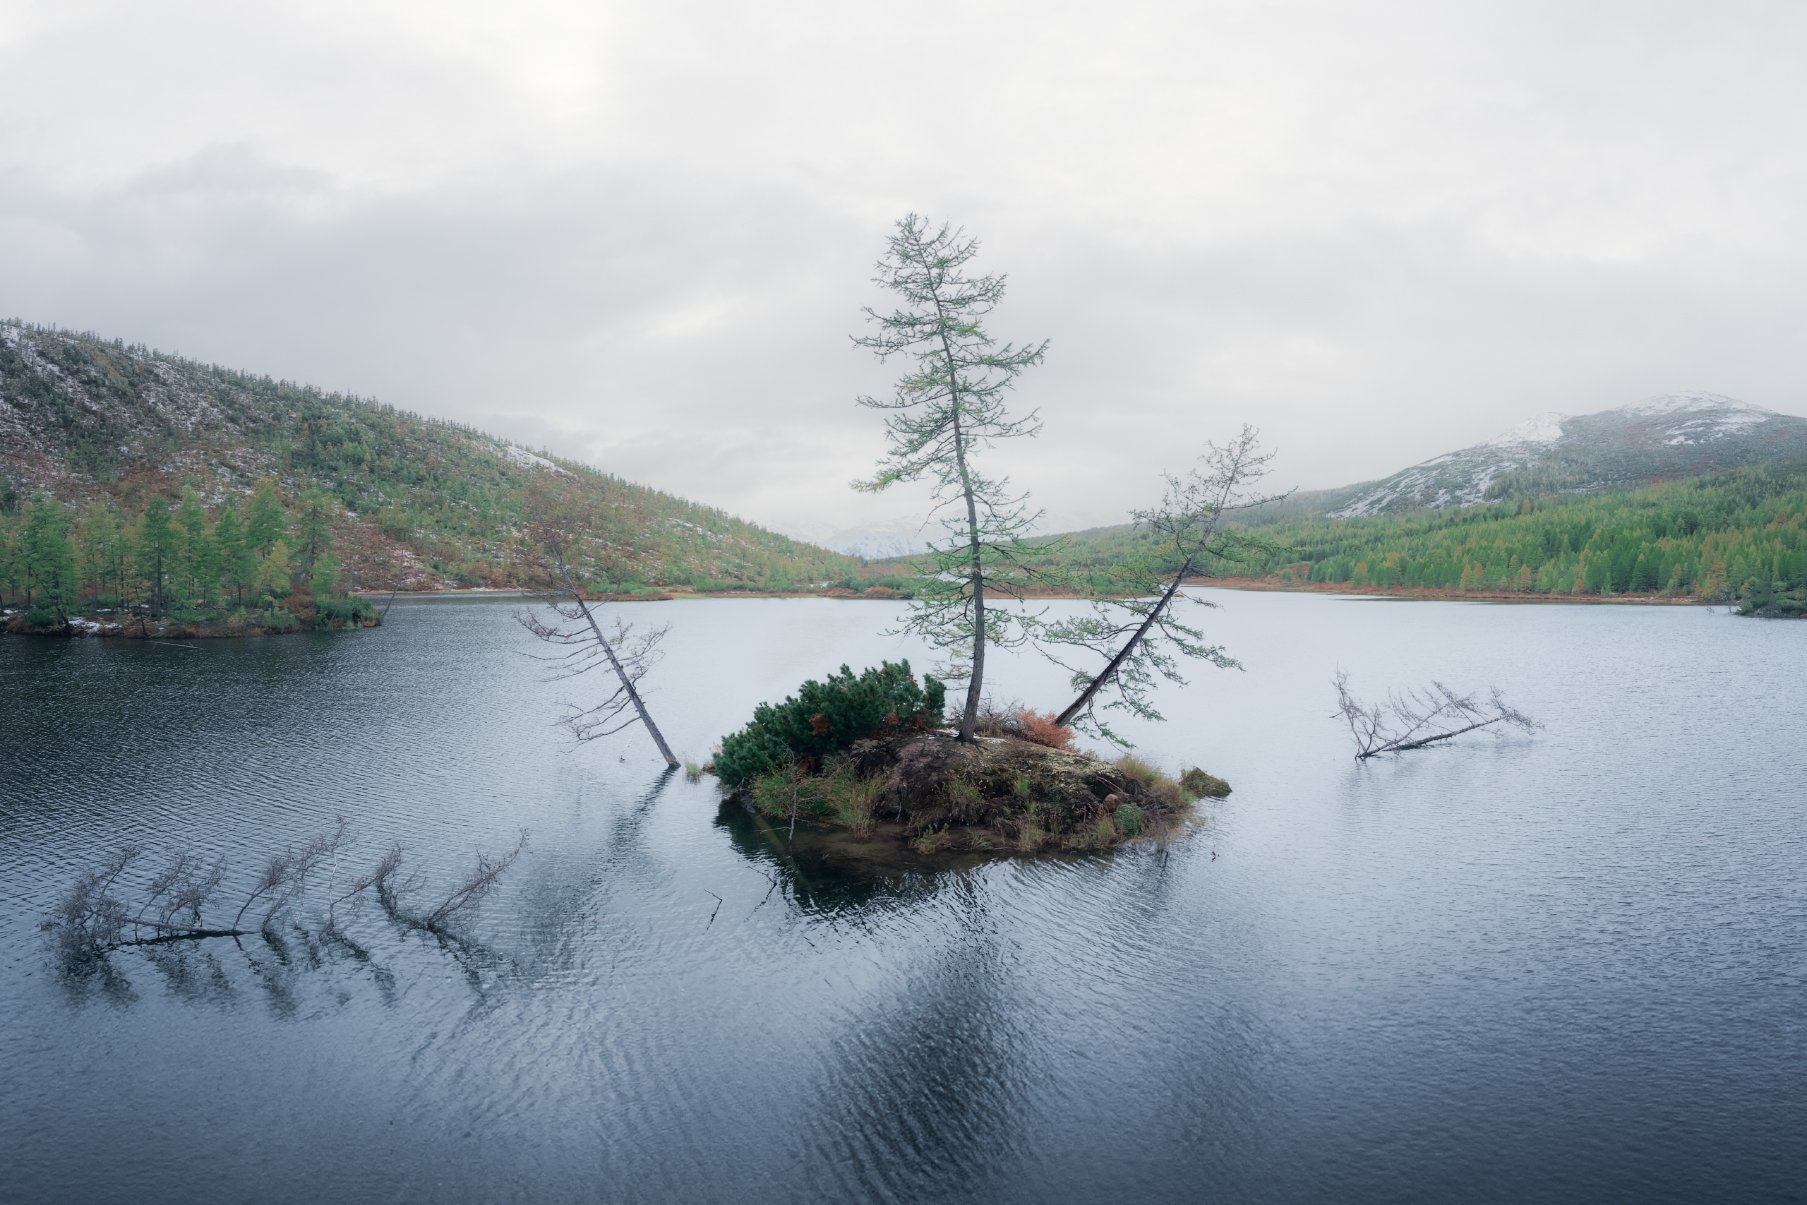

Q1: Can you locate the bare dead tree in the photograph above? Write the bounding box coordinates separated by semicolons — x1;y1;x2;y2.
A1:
1332;671;1540;759
515;539;680;769
422;830;529;933
326;843;403;930
1042;427;1288;744
45;823;529;959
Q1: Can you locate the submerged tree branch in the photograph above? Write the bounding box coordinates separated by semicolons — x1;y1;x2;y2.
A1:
1332;671;1540;759
45;822;530;959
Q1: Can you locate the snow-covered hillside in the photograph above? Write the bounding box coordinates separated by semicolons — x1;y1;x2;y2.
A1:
1328;393;1807;518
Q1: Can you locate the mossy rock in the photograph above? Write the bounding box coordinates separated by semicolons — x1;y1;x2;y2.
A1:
1179;767;1232;799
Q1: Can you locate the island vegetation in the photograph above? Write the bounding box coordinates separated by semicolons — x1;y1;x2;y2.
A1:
682;216;1242;865
707;661;1227;861
0;480;377;636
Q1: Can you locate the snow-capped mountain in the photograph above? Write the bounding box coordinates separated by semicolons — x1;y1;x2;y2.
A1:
1328;393;1807;518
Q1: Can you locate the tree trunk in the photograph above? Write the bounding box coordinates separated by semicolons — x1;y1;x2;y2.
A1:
563;570;680;769
955;415;986;743
932;291;985;743
1054;455;1247;728
1054;564;1190;728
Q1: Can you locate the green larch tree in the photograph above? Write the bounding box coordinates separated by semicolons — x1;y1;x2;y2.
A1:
1043;428;1284;744
294;490;334;578
311;550;340;601
214;500;254;608
853;214;1050;742
76;500;122;605
245;479;286;555
174;487;212;607
137;497;177;616
25;496;80;620
257;537;294;599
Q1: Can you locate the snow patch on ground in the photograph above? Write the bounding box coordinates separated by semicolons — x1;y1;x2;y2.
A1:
1485;411;1568;446
500;444;570;475
1617;391;1769;418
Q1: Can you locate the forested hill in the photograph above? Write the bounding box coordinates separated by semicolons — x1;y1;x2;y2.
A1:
0;320;853;591
1047;457;1807;615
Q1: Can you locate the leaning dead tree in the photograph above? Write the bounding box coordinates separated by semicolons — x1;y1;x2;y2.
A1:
1042;426;1287;744
516;535;680;769
45;821;530;959
1332;671;1539;759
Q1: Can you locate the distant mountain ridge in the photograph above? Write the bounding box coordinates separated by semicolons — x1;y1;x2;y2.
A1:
1325;393;1807;518
781;516;933;560
0;320;853;590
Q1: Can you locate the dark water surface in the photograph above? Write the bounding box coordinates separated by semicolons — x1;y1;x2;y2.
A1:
2;593;1803;1204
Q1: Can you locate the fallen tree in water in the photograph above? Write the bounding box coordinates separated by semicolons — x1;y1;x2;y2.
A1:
1332;671;1539;759
44;820;529;959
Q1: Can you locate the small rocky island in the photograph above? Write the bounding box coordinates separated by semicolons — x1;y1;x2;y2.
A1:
707;662;1229;867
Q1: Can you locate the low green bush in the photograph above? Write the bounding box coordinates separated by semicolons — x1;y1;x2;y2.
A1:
1179;767;1232;799
313;596;375;628
261;608;300;633
1115;801;1148;836
715;661;945;788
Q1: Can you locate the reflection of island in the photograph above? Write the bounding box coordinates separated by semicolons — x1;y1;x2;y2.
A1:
714;797;950;911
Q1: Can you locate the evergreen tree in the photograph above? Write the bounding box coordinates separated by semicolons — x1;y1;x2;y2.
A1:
257;538;293;599
294;489;333;577
214;500;254;607
174;487;210;606
76;500;121;604
311;550;340;601
138;497;177;616
246;479;286;555
0;512;22;605
109;515;141;611
853;214;1050;741
24;496;79;620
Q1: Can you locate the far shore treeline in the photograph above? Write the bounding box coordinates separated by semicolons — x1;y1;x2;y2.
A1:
1035;457;1807;617
0;481;374;634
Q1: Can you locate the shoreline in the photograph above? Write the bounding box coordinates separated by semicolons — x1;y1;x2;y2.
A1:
1186;576;1714;606
362;581;1719;608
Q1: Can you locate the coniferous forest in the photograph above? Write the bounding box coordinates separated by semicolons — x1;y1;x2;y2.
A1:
0;320;857;600
0;480;375;633
1046;458;1807;616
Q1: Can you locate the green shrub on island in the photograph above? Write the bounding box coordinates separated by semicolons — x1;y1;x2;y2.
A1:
714;661;945;788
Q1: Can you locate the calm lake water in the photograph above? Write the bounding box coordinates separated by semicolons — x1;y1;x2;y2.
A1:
2;593;1804;1204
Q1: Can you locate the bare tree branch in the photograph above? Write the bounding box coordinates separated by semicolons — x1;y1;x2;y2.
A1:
1044;426;1288;744
514;533;680;768
45;822;529;960
423;830;530;933
1332;670;1540;759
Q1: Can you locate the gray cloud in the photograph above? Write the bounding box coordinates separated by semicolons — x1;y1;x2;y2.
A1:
4;0;1806;534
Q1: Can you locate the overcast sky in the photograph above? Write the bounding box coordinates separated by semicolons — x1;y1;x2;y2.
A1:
4;1;1806;536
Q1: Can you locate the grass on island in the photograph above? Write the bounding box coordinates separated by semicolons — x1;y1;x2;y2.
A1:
731;715;1227;858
